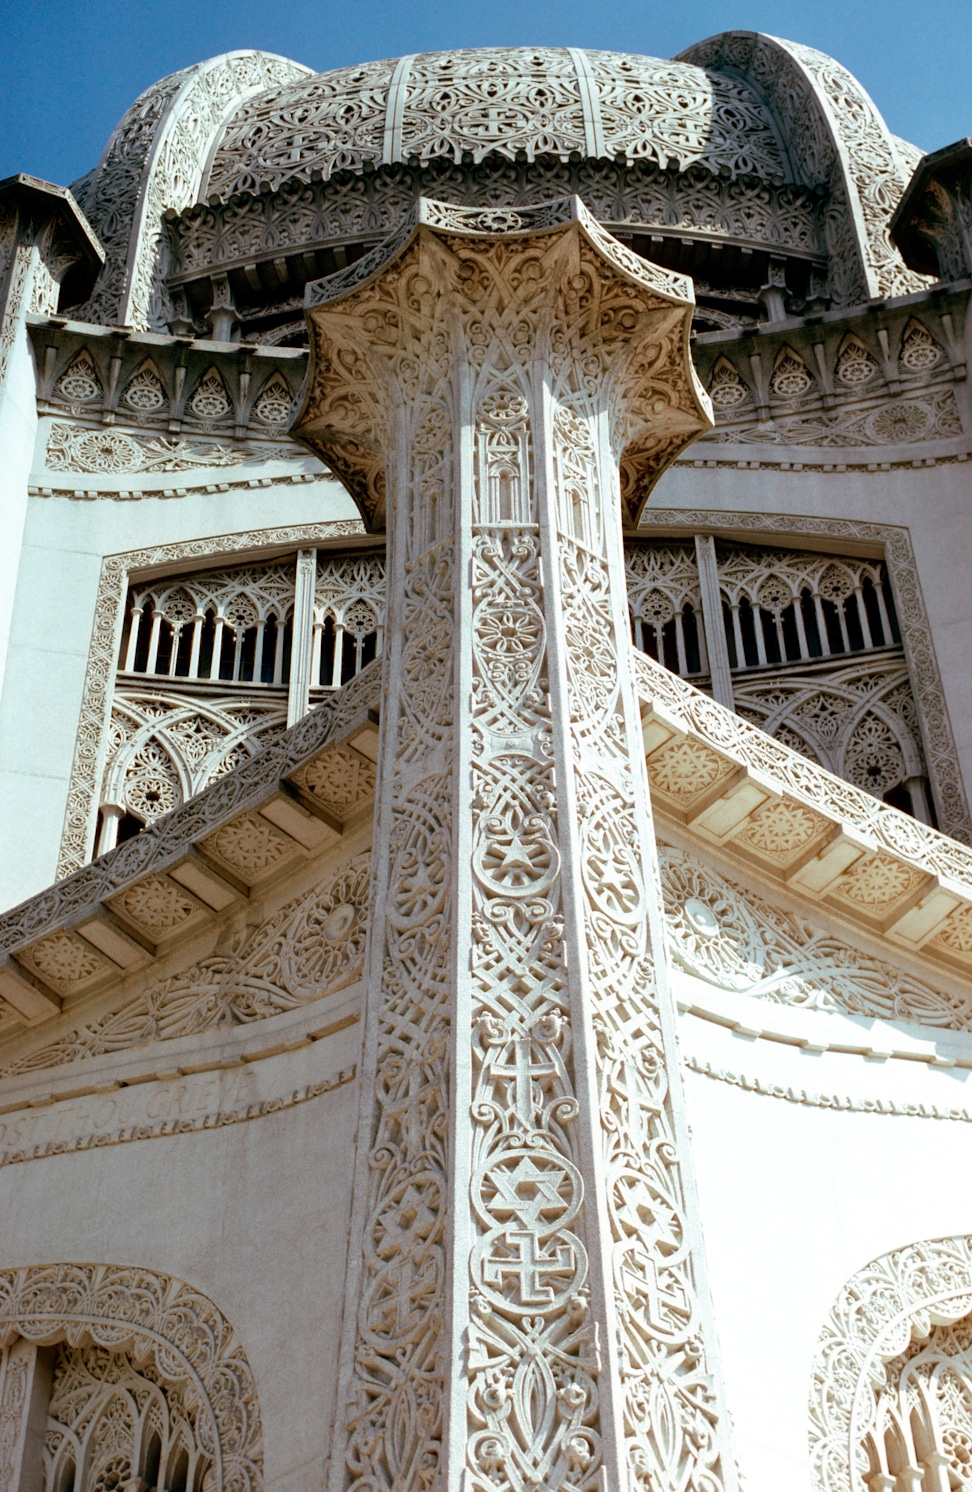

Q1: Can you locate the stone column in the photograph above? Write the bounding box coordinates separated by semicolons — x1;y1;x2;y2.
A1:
287;546;317;725
295;197;735;1492
0;1338;53;1492
694;534;735;710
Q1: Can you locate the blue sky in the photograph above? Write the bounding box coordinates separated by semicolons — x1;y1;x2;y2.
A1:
2;0;968;186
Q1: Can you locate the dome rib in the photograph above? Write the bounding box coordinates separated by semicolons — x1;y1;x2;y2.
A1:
678;30;928;301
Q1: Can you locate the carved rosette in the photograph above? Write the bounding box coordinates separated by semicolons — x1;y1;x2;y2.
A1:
295;197;732;1492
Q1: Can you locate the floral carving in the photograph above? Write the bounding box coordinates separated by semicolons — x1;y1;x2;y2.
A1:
0;1263;262;1492
298;200;732;1492
809;1236;972;1492
660;843;972;1026
201;812;295;880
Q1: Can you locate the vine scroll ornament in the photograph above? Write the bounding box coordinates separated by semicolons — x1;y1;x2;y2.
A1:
293;197;736;1492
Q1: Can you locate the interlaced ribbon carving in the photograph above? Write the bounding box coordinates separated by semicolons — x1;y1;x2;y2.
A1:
295;196;734;1492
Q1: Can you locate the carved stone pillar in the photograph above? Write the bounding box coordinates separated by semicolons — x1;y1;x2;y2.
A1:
0;175;103;704
287;546;317;725
0;1338;53;1492
294;197;735;1492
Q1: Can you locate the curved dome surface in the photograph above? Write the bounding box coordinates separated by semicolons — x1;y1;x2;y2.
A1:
202;48;789;197
67;36;928;333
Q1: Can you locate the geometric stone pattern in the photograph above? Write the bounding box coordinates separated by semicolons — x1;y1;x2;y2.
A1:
636;648;972;900
204;48;786;197
70;49;310;331
678;31;927;302
0;851;370;1077
296;195;734;1492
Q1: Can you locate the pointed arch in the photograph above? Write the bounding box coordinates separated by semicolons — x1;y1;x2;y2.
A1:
120;359;168;415
899;317;945;374
707;356;749;410
251;371;294;429
810;1234;972;1492
53;349;102;406
770;344;815;398
187;366;232;423
834;333;879;387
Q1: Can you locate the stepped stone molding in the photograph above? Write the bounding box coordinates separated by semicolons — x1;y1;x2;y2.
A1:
0;659;379;950
678;31;926;302
295;195;736;1492
636;647;972;889
0;1263;262;1492
637;508;971;847
70;50;311;330
809;1235;972;1492
55;522;366;879
0;848;370;1080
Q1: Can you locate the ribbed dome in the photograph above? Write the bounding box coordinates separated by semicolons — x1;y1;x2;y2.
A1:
201;48;789;197
68;36;928;333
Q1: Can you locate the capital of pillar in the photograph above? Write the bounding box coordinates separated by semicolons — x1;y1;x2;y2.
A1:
294;198;734;1492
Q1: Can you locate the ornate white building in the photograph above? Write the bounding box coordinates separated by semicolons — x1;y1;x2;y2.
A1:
0;35;971;1492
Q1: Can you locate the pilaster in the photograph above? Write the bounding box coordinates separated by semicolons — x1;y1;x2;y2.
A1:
0;175;102;708
295;197;733;1492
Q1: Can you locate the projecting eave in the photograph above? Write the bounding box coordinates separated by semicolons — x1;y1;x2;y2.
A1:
4;653;972;1030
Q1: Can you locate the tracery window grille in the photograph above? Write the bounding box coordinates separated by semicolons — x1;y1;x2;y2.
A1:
624;540;708;677
859;1314;972;1492
623;537;934;825
96;548;384;853
715;543;900;674
313;554;384;688
91;533;931;855
43;1343;208;1492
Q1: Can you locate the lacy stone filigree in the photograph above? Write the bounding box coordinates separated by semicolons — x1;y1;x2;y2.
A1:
636;508;972;848
203;47;784;198
44;1342;208;1492
298;198;733;1492
678;31;928;303
56;522;366;879
809;1235;972;1492
71;51;310;330
0;849;370;1079
660;844;972;1029
0;1263;261;1492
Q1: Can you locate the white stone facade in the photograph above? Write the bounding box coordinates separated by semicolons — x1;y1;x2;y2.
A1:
0;36;970;1492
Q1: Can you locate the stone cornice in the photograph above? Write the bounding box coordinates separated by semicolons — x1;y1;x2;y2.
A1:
6;643;972;1030
0;662;382;1025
